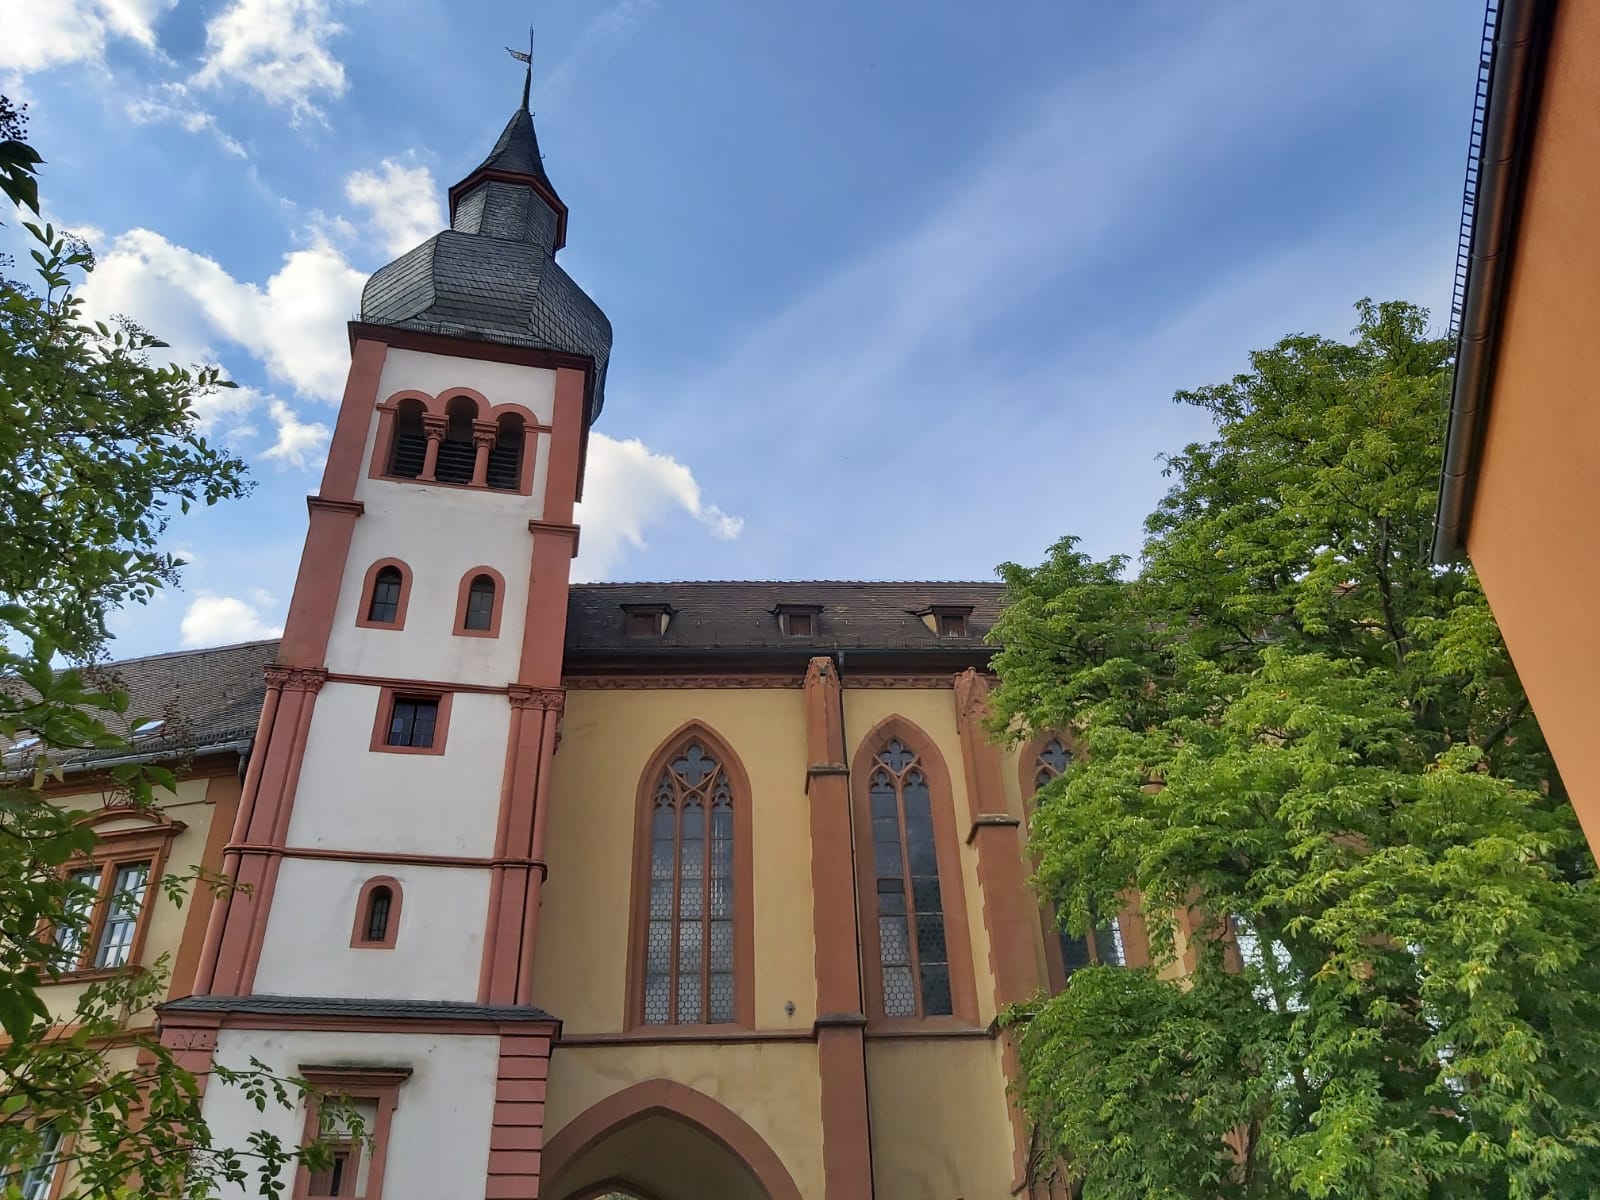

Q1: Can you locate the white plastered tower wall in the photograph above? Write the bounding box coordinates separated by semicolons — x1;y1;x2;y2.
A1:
160;72;606;1200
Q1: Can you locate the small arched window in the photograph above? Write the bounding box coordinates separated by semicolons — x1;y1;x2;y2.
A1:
357;560;411;631
464;575;495;630
435;395;478;484
368;567;402;623
453;566;505;638
486;413;524;490
351;877;402;949
388;398;427;478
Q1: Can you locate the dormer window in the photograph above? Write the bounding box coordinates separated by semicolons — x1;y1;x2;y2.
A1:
622;604;672;638
775;604;821;637
925;605;973;638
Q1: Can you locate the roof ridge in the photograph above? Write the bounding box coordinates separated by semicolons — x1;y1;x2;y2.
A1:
572;580;1004;587
88;637;281;671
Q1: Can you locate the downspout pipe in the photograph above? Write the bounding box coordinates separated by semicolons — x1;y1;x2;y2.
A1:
1432;0;1554;563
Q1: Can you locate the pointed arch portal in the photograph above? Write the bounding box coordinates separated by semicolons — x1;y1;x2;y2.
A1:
542;1079;802;1200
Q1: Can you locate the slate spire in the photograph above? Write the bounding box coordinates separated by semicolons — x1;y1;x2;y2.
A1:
357;32;613;423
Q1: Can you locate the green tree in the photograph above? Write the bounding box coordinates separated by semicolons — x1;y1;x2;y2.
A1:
0;112;353;1197
991;301;1600;1199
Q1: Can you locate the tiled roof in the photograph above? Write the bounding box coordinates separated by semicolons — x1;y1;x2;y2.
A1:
1;638;278;768
471;107;559;197
2;583;1004;766
565;581;1004;656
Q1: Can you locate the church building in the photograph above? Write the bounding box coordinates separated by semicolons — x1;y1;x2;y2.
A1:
28;67;1149;1200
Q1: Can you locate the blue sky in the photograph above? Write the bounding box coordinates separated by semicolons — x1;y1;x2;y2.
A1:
2;0;1483;657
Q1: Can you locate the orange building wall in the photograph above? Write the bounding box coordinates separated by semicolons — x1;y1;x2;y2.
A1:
1466;0;1600;847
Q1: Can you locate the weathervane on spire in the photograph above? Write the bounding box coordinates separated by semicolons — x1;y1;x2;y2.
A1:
506;24;534;110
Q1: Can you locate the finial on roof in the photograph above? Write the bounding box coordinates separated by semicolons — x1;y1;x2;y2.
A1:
506;24;534;111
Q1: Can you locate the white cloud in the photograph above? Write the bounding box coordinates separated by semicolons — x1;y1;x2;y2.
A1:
261;397;330;468
573;433;742;580
180;591;284;647
126;82;247;158
0;0;172;72
194;0;349;122
344;158;443;257
80;227;364;401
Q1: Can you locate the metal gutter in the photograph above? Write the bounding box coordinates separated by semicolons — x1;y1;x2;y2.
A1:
1432;0;1554;563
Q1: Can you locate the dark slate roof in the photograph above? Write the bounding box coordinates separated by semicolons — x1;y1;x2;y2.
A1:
2;583;1004;768
1;638;278;769
161;993;557;1024
472;107;559;197
361;232;611;423
360;100;612;424
565;581;1005;657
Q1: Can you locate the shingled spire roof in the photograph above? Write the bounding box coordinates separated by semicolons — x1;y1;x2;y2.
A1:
358;53;612;423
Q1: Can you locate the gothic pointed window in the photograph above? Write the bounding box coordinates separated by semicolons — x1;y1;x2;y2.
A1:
1027;736;1138;985
636;736;747;1026
869;738;951;1017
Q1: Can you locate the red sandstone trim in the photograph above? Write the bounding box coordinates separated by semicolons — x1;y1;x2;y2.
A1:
291;1067;409;1200
320;339;386;502
540;1079;802;1200
486;1031;555;1199
368;687;453;756
354;557;413;631
453;566;508;639
350;876;403;949
169;773;241;1002
802;657;876;1200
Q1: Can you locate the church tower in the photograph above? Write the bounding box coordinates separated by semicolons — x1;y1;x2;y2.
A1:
161;58;611;1199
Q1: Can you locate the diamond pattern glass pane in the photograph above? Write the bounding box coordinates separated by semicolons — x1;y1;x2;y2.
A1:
644;973;670;1023
710;920;734;971
879;916;910;965
709;876;732;918
679;876;703;919
677;973;702;1024
649;879;672;919
681;838;703;880
709;973;734;1023
647;920;672;971
883;966;916;1017
678;920;702;972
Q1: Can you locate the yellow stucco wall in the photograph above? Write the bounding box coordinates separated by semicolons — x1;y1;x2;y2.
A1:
538;687;817;1031
865;1037;1018;1197
539;684;1024;1199
38;774;226;1028
543;1041;825;1200
1467;0;1600;849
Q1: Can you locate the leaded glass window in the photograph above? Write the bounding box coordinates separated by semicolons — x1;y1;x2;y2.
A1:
869;738;951;1017
643;740;736;1024
1034;737;1072;790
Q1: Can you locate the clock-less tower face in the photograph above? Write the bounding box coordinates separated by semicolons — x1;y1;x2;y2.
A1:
164;69;609;1200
